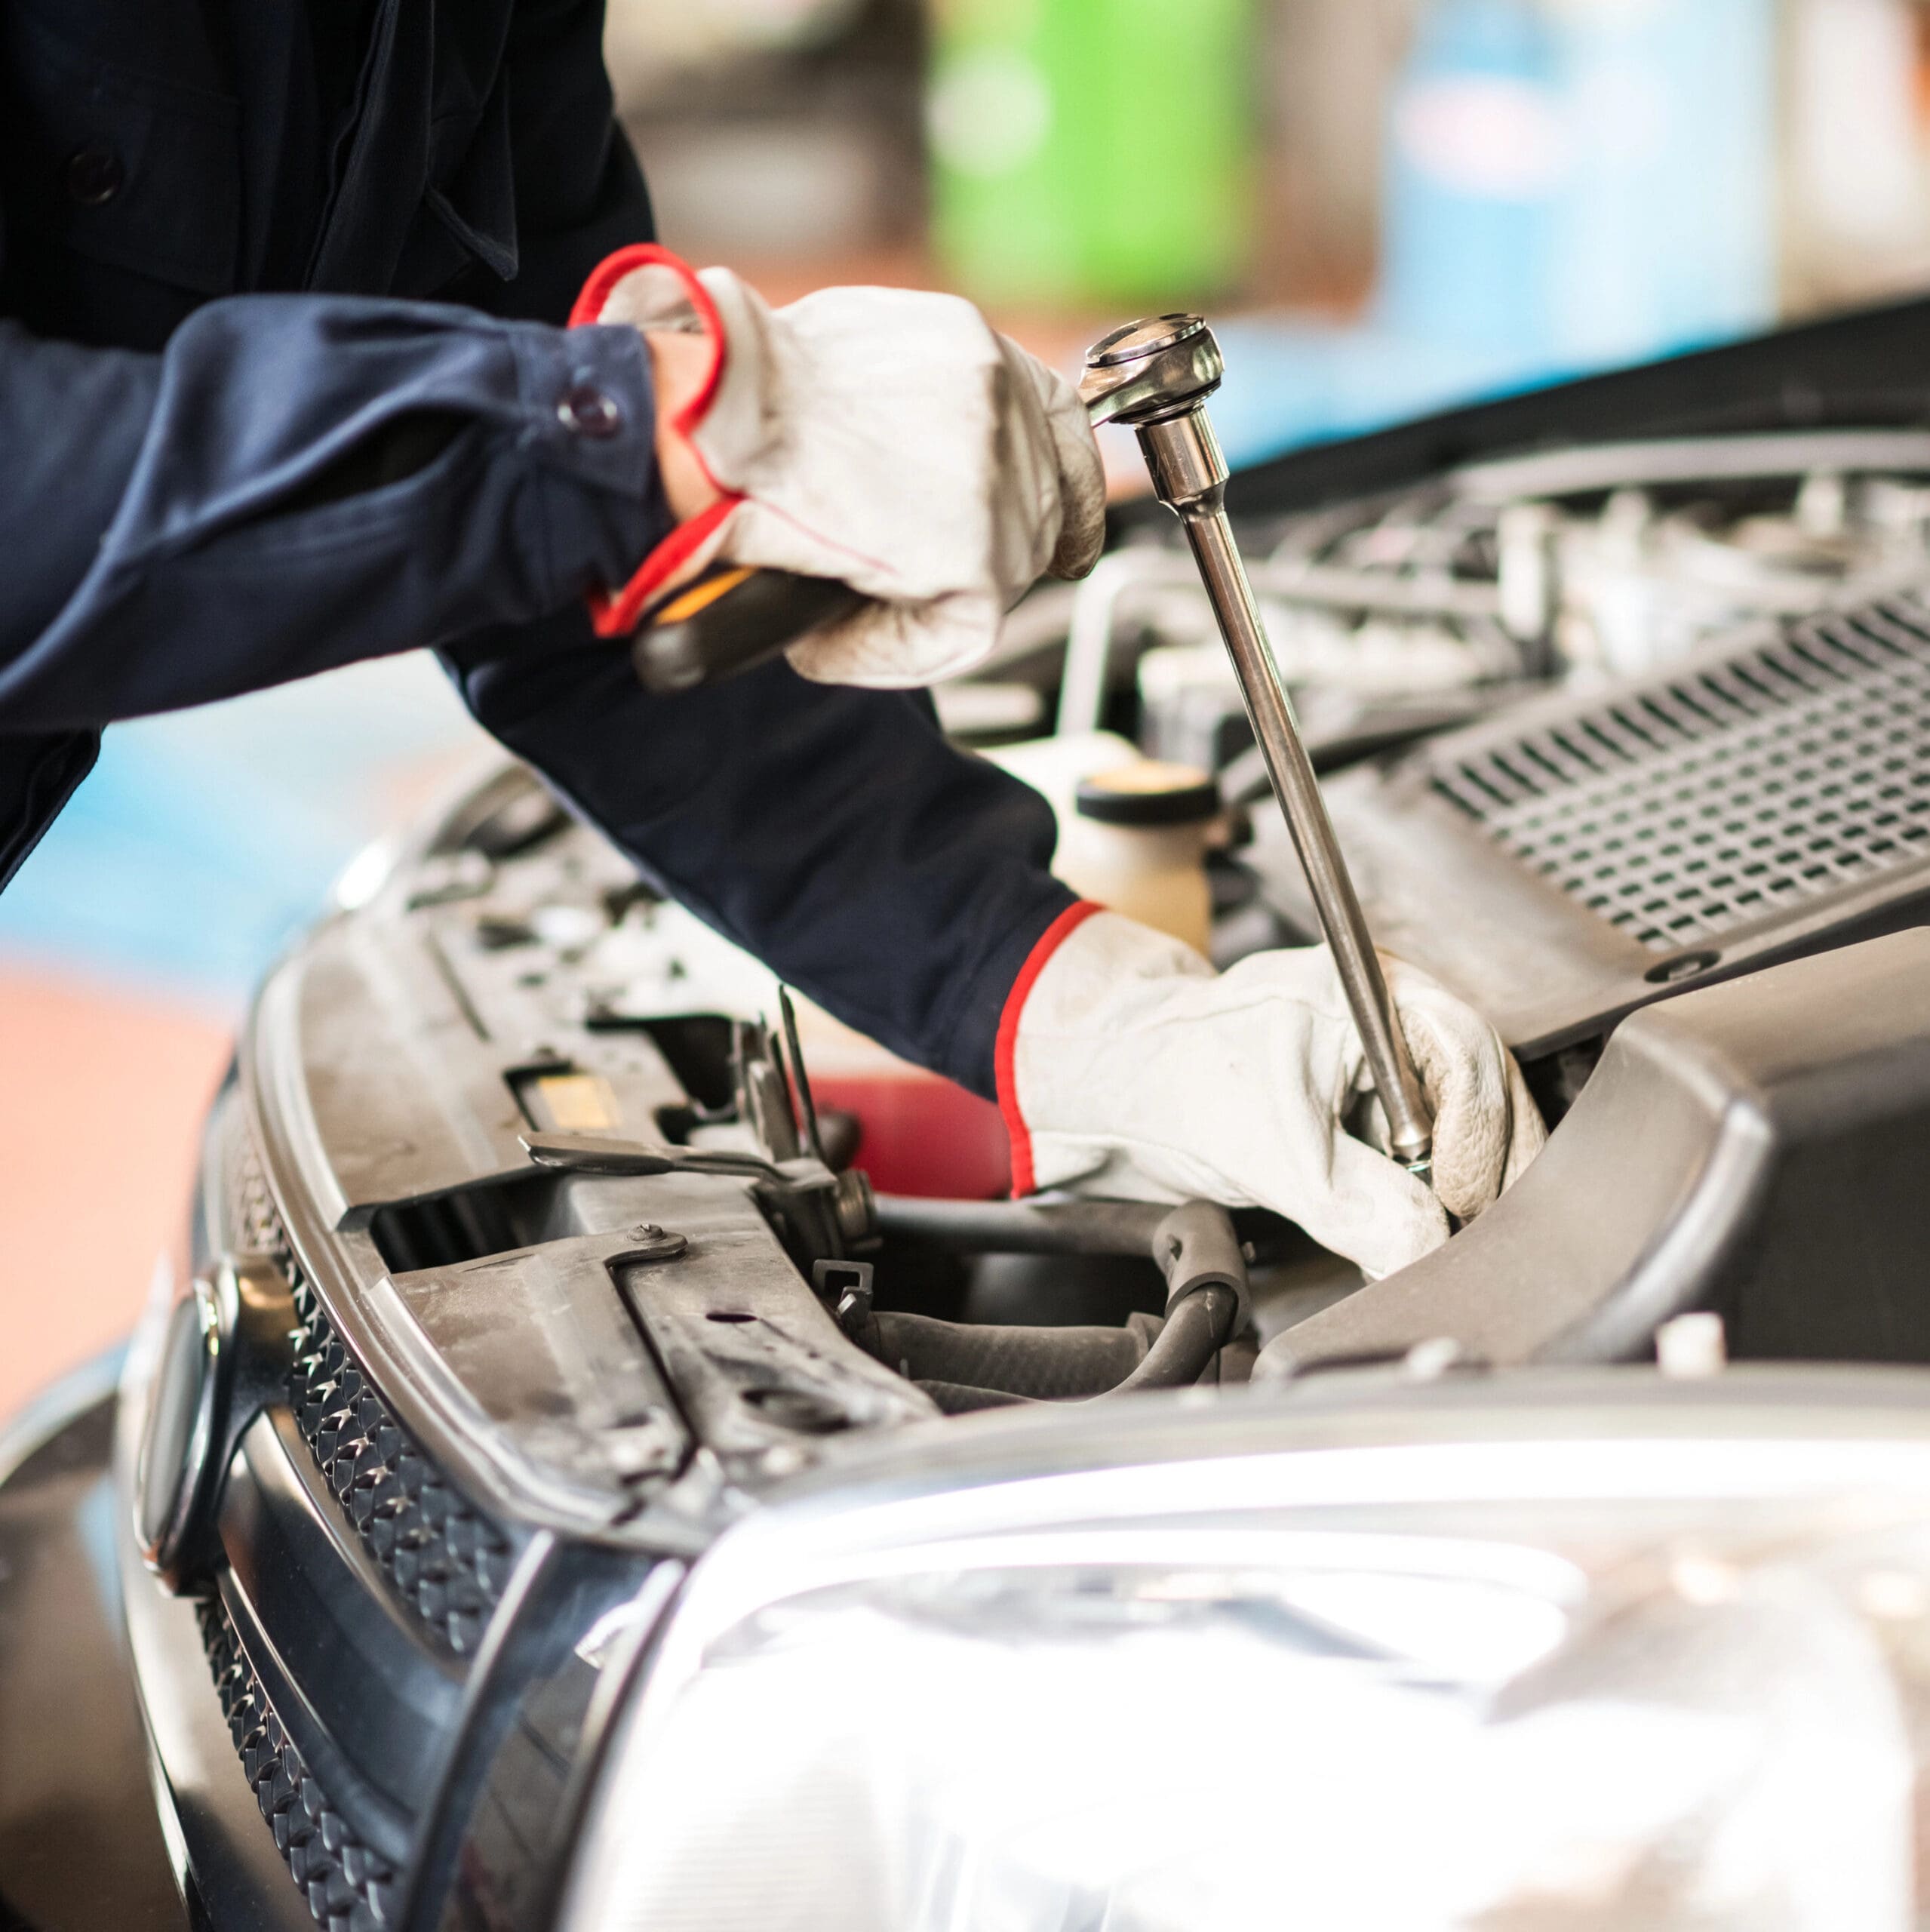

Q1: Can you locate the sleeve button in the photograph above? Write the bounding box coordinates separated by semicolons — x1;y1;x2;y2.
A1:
558;386;622;438
66;141;126;207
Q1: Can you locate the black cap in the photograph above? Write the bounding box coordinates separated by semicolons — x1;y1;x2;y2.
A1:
1074;761;1220;828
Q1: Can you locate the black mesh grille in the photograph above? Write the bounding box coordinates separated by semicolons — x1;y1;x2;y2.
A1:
1432;595;1930;951
223;1095;283;1255
223;1115;516;1653
198;1593;398;1930
282;1259;515;1654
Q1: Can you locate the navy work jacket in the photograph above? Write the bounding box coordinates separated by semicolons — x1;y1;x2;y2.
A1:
0;0;1072;1097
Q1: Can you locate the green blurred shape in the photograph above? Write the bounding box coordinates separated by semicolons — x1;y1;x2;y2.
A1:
927;0;1256;309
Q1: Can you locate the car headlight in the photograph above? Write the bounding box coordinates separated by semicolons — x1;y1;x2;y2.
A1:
561;1374;1930;1932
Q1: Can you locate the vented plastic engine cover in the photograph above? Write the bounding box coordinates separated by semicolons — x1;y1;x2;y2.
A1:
1255;591;1930;1061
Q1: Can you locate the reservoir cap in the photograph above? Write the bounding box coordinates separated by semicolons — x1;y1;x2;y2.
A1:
1075;760;1220;827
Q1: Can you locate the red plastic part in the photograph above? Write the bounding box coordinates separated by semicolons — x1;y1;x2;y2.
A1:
812;1067;1013;1201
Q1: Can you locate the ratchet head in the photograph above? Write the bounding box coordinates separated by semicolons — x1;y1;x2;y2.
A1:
1082;314;1231;518
1079;315;1224;429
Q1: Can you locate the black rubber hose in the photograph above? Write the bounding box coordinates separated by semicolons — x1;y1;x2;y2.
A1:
1111;1285;1240;1392
871;1309;1154;1399
870;1295;1234;1402
1150;1202;1249;1327
874;1195;1169;1257
874;1195;1249;1319
870;1195;1248;1398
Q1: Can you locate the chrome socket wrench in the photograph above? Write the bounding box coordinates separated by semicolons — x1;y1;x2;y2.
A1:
1080;315;1435;1177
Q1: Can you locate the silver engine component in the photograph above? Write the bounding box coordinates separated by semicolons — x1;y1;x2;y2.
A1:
1022;430;1930;783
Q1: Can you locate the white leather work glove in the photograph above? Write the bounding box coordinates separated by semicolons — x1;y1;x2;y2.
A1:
571;245;1107;685
1002;909;1547;1281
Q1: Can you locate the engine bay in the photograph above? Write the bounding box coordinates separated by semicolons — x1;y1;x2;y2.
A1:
207;301;1930;1567
244;755;1259;1552
215;422;1930;1566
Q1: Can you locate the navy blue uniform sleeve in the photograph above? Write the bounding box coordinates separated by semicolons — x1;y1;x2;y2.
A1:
0;301;665;729
445;623;1077;1099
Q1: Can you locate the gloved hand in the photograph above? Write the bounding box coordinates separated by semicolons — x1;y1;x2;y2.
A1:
1002;908;1547;1281
571;245;1107;686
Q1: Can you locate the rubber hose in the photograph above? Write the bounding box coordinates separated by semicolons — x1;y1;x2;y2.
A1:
874;1195;1169;1257
871;1194;1247;1398
872;1309;1156;1399
1109;1285;1240;1392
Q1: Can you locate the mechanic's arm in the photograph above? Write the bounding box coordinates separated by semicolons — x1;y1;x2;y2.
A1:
445;244;1109;1098
444;636;1079;1104
0;300;665;728
0;0;659;854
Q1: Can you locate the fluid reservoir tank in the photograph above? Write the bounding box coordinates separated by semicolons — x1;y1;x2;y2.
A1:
1057;761;1220;958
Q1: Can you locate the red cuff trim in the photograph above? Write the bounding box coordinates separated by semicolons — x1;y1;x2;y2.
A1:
996;900;1103;1197
570;244;744;639
586;497;738;638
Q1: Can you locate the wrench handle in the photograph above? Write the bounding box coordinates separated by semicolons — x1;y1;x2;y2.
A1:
1080;313;1435;1179
1180;506;1434;1170
632;564;867;694
1124;401;1434;1174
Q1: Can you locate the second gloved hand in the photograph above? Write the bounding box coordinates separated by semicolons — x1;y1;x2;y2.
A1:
573;246;1107;686
1003;909;1547;1281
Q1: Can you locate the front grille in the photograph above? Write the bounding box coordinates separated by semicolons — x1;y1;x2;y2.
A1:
198;1594;398;1930
1433;595;1930;951
283;1261;515;1654
223;1112;516;1654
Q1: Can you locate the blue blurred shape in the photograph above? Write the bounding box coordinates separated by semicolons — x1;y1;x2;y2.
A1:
0;657;482;1005
1209;316;1579;472
1381;0;1777;370
1202;0;1778;478
1381;0;1564;362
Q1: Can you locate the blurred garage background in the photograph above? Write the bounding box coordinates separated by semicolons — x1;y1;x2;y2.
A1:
7;0;1930;1417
